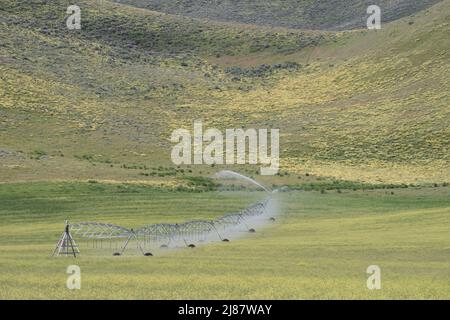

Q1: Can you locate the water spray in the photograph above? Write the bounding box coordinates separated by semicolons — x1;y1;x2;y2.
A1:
214;170;272;193
61;171;278;256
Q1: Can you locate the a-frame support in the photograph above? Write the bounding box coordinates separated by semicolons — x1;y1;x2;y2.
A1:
119;229;145;255
52;221;79;257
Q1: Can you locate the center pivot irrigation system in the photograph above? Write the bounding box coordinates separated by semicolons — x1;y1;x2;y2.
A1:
52;171;277;257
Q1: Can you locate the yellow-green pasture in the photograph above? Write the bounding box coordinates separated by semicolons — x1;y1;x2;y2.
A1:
0;182;449;299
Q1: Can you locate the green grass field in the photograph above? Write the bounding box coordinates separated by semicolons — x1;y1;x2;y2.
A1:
0;182;448;299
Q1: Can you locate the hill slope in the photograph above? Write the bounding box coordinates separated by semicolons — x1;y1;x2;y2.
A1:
115;0;443;30
0;0;449;184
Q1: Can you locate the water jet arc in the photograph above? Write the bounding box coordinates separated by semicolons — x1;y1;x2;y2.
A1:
214;170;271;193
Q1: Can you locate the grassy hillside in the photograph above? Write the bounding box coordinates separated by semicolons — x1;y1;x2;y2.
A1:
1;0;330;55
0;0;449;184
116;0;443;30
